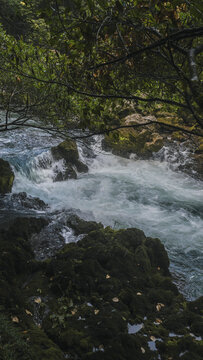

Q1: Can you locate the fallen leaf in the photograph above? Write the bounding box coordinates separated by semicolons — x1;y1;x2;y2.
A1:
155;318;162;324
112;297;119;303
94;309;100;315
137;292;142;296
12;316;19;323
106;274;111;279
150;336;156;341
156;303;165;311
141;347;145;353
34;297;41;304
25;309;33;316
71;309;77;315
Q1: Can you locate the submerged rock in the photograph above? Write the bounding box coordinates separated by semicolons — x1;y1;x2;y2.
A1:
51;138;88;181
11;192;48;211
0;158;14;194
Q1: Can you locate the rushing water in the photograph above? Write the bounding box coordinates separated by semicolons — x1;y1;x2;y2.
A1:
0;126;203;300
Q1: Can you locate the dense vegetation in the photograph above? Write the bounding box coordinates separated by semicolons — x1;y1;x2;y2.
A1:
0;0;202;137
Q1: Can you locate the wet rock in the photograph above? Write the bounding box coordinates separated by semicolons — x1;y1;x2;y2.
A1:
38;226;201;359
30;221;66;260
0;217;47;311
102;112;203;180
0;216;48;239
102;128;164;159
0;158;14;194
11;192;48;211
66;214;103;235
51;138;88;180
53;163;77;181
0;218;202;360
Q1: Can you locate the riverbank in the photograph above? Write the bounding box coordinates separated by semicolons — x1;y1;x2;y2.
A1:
0;215;202;359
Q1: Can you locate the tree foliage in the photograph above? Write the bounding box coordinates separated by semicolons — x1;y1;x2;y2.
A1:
0;0;202;137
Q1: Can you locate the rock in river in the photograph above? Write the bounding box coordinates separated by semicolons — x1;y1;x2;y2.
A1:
51;138;88;181
0;158;14;194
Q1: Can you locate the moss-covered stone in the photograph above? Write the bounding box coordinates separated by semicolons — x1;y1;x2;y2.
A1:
0;158;14;194
102;128;164;159
66;214;103;235
51;138;88;180
0;217;202;360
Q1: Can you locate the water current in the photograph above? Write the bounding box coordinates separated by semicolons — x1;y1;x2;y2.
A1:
0;125;202;300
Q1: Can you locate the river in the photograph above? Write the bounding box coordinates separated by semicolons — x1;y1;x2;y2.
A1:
0;124;202;300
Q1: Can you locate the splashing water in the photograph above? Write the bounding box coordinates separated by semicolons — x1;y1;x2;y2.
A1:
0;128;202;300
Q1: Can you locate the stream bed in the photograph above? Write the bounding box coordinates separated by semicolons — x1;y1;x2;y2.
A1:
0;125;202;300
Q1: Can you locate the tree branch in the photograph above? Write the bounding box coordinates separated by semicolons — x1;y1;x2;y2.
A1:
89;27;203;70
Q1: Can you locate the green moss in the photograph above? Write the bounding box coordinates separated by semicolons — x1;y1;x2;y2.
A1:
28;327;64;360
0;313;31;360
0;217;202;360
171;131;186;142
0;158;14;194
102;128;164;159
51;138;88;176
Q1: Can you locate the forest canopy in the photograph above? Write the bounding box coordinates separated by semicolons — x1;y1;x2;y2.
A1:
0;0;202;138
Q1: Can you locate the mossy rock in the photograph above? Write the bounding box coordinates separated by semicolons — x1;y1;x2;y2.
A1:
34;226;202;359
0;217;202;360
51;139;78;162
102;128;164;159
11;192;48;210
51;138;88;180
66;214;103;235
171;131;187;142
0;158;14;194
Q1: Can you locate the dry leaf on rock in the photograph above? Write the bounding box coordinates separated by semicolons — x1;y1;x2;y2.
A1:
12;316;19;323
25;309;33;316
156;303;165;311
112;297;119;302
34;297;41;304
155;318;162;324
150;336;156;341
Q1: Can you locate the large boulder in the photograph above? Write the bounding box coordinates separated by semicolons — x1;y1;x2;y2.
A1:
0;217;202;360
0;158;14;194
51;139;88;181
102;127;164;159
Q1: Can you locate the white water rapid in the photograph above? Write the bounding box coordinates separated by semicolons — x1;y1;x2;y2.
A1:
0;127;202;300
